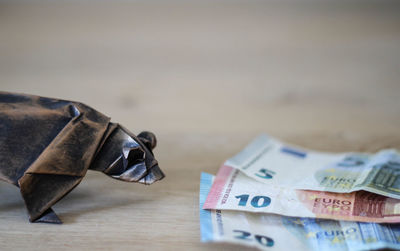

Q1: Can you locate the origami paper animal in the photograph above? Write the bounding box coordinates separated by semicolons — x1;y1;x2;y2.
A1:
0;92;165;223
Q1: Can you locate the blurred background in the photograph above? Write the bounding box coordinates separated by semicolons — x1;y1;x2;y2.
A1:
1;1;400;250
1;0;399;141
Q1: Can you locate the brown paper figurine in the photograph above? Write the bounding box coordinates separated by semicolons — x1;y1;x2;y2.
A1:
0;92;165;224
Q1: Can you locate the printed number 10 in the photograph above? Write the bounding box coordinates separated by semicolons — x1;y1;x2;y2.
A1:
235;194;271;208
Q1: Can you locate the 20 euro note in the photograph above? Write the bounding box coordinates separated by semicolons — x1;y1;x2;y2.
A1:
200;172;400;251
225;135;400;199
203;165;400;223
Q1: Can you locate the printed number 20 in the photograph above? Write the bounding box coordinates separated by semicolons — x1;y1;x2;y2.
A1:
235;194;271;208
233;230;274;247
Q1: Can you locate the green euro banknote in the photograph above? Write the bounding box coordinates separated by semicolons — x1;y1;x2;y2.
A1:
200;172;400;251
225;135;400;199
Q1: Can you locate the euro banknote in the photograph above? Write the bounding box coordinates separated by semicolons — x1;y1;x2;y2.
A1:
200;172;400;251
203;165;400;223
225;135;400;199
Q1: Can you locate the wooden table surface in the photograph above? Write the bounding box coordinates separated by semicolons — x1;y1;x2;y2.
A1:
1;1;399;250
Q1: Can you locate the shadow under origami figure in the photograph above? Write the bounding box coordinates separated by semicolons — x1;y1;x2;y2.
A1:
0;92;165;223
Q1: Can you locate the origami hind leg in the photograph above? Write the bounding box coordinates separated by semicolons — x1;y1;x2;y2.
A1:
33;207;62;224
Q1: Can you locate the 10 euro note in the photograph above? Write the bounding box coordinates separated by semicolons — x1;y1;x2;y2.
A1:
225;135;400;199
200;172;400;251
203;165;400;223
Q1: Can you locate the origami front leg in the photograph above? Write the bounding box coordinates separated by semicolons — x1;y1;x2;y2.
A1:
34;208;62;224
19;173;83;224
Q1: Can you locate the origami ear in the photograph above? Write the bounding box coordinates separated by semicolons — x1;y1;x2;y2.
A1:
137;131;157;151
19;173;83;222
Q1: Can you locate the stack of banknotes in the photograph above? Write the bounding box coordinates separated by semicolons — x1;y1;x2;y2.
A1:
200;134;400;250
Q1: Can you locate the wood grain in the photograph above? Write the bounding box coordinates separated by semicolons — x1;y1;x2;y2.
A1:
0;1;399;250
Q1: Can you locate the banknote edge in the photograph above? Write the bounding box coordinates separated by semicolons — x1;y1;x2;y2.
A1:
200;172;215;242
224;134;271;170
203;165;234;209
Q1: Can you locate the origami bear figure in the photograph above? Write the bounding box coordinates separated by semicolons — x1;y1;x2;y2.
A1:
0;92;165;223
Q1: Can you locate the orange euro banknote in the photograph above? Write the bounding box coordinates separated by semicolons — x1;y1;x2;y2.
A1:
203;165;400;223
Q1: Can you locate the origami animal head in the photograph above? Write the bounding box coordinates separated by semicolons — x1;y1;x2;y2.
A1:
90;126;164;185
